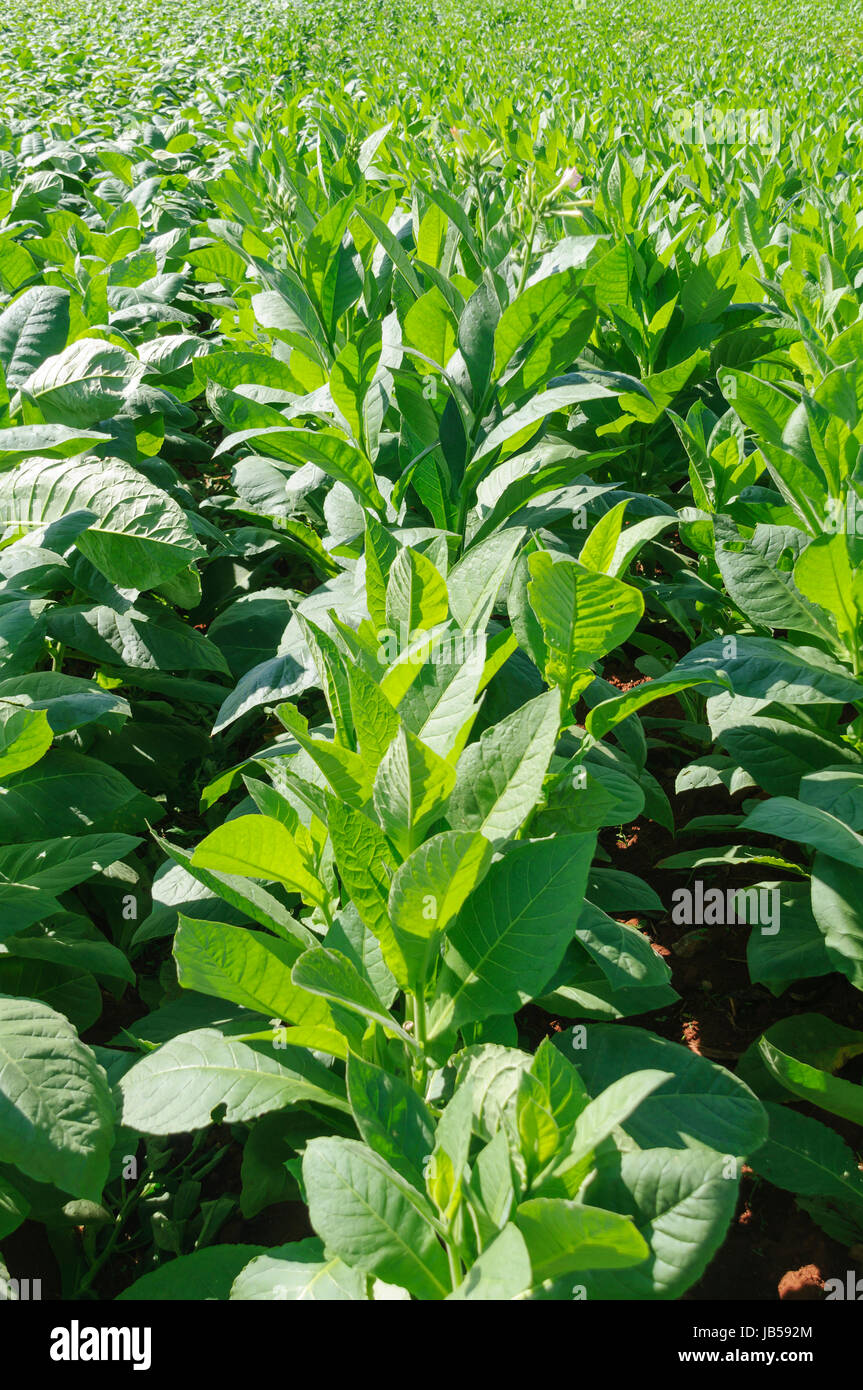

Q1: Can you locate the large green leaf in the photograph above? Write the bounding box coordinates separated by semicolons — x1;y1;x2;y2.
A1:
447;688;560;847
192;813;326;908
515;1198;648;1279
742;798;863;869
119;1028;349;1133
448;1224;532;1300
385;547;449;634
19;337;143;426
230;1238;371;1301
388;830;492;987
155;835;314;948
49;603;229;673
800;768;863;829
720;718;859;798
0;287;70;389
713;520;833;641
327;797;408;987
746;879;833;994
676;636;863;705
528;553;643;705
749;1102;863;1210
0;748;162;840
446;529;525;632
0;456;203;590
174;916;335;1032
428;833;595;1035
559;1024;768;1157
396;641;483;759
372;726;456;852
757;1014;863;1123
494;273;590;379
579;1149;740;1299
302;1137;450;1299
118;1245;266;1301
0;996;114;1200
346;1052;435;1187
291;948;413;1044
219;427;385;513
0;1172;29;1240
0;705;52;777
811;853;863;988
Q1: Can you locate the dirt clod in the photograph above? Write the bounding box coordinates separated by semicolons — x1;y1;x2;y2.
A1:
778;1265;824;1300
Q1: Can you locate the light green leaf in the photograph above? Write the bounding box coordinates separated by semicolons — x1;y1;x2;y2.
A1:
388;830;492;987
448;1224;532;1300
174;917;337;1033
119;1028;349;1133
494;271;589;379
795;533;860;650
303;1137;450;1299
0;455;204;590
448;688;561;847
230;1238;369;1301
326;797;408;988
528;552;643;705
757;1015;863;1124
330;324;382;452
0;706;52;778
292;948;413;1045
192;814;327;908
385;547;449;635
580;1149;740;1299
578;500;630;574
429;833;595;1036
515;1198;648;1279
373;726;456;853
0;995;114;1200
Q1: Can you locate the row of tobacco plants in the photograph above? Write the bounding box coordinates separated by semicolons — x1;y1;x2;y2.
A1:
1;0;863;1300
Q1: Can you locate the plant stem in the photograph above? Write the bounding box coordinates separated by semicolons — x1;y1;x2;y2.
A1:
516;208;537;297
412;990;428;1093
446;1240;462;1292
187;1143;230;1183
77;1170;151;1296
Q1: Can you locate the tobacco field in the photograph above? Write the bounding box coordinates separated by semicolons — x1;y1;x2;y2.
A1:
1;0;863;1304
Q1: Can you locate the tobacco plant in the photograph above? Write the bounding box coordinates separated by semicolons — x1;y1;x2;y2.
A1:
0;0;862;1302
